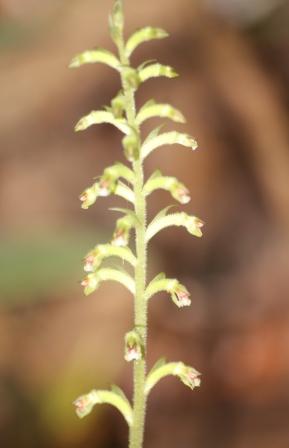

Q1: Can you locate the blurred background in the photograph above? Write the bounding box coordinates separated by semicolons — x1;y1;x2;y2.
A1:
1;0;289;447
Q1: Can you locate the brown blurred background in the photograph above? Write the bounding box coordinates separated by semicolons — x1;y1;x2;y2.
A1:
1;0;289;447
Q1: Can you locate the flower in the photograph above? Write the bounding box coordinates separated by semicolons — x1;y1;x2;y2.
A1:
98;179;112;196
174;363;201;390
167;281;191;308
185;216;204;237
73;391;97;418
172;183;191;204
125;345;142;362
84;254;96;272
112;228;128;247
175;286;191;307
81;273;99;295
79;184;99;209
111;217;132;247
124;329;144;362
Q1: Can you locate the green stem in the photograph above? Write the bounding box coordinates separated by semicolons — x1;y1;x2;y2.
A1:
118;23;147;448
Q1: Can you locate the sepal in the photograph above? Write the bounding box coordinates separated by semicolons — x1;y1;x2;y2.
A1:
138;63;178;83
141;131;198;159
136;100;185;126
125;27;169;58
124;329;144;362
69;48;120;70
73;386;133;426
145;359;201;395
75;110;130;134
146;211;204;242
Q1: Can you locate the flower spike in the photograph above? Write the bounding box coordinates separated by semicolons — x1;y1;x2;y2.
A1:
72;0;203;443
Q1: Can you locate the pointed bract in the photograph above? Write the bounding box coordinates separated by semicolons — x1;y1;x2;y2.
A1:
126;27;169;58
69;48;120;70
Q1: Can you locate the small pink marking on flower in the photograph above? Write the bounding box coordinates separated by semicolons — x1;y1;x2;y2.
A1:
125;346;141;362
84;255;95;272
195;218;204;229
176;289;191;307
80;193;88;202
187;369;201;387
112;229;127;247
81;277;89;287
73;397;87;413
175;186;190;204
98;179;111;197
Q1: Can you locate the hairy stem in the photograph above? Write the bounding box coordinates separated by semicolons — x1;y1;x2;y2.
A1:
118;22;147;448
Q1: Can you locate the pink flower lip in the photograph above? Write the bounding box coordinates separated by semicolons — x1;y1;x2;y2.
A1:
73;397;87;412
176;290;191;306
112;229;127;247
81;278;89;287
125;346;141;362
176;186;190;204
80;193;87;202
84;255;95;272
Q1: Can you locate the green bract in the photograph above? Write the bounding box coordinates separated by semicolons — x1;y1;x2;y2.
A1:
70;1;202;447
125;27;169;58
69;48;120;70
138;63;178;83
141;130;198;159
75;110;131;134
136;100;186;126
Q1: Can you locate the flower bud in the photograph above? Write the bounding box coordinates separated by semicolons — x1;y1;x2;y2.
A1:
79;184;99;209
122;130;140;162
73;391;98;418
124;329;144;362
111;91;125;118
81;273;99;296
122;67;140;90
109;0;124;46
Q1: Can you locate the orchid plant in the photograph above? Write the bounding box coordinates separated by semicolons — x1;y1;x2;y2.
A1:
70;1;202;447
